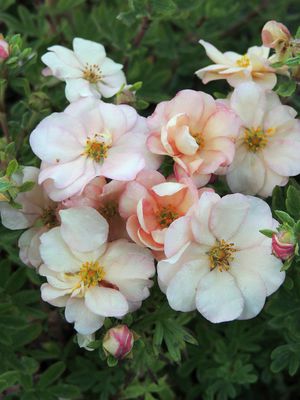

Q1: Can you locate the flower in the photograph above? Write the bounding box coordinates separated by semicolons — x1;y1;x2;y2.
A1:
0;166;58;268
272;230;295;260
225;82;300;197
0;35;9;61
262;21;291;56
120;172;199;252
196;40;279;89
63;177;129;241
41;38;126;102
147;89;240;187
30;97;161;201
103;325;134;359
39;206;155;334
158;192;285;323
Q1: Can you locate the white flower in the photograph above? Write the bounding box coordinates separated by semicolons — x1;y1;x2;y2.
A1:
226;82;300;197
196;40;280;89
158;192;285;323
0;167;58;268
42;38;126;102
39;206;155;335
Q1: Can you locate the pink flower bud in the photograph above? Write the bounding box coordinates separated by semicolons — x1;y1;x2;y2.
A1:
103;325;134;359
0;36;9;61
261;20;291;50
272;231;295;261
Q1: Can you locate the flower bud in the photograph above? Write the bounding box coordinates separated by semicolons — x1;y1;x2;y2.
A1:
272;231;295;261
0;35;9;62
261;21;291;54
103;325;134;360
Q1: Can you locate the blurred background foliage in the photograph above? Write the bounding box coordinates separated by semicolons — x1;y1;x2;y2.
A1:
1;0;300;399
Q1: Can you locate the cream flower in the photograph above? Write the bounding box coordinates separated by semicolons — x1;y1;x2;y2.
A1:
0;167;58;268
225;82;300;197
39;207;155;335
42;38;126;102
147;89;240;187
196;40;278;89
158;192;285;323
30;97;161;201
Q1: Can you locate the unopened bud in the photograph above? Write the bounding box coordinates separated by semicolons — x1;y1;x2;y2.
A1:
272;231;295;261
103;325;134;360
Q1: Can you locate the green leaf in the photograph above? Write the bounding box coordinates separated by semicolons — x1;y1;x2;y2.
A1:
281;257;294;271
19;181;35;193
0;178;11;192
286;185;300;219
276;79;297;97
274;210;295;226
6;159;18;177
48;384;81;398
107;355;118;367
295;26;300;39
259;229;275;238
37;361;66;388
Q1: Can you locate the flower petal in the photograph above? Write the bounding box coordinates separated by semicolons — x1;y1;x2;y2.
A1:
85;286;129;317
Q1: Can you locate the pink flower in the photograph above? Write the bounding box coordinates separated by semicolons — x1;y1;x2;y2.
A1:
147;90;240;187
0;35;9;61
0;167;58;268
120;170;203;252
158;192;285;323
262;21;291;52
39;207;155;334
103;325;134;359
272;231;295;260
30;97;161;201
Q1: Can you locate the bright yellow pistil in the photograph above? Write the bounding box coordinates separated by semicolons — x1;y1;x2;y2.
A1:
236;54;250;68
85;134;111;162
244;127;275;152
79;261;105;288
83;63;102;83
156;205;179;228
208;239;237;272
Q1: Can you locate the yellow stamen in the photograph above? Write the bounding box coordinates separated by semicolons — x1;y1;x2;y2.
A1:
83;63;102;83
244;126;275;152
85;135;111;162
236;54;250;68
208;239;237;272
156;205;179;228
79;261;105;288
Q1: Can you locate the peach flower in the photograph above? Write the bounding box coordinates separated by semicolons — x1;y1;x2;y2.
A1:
147;90;240;187
262;21;291;55
120;170;202;252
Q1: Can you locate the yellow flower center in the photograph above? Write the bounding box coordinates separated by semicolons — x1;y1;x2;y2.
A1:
244;127;275;152
85;134;111;162
83;63;102;83
79;261;105;288
208;239;237;272
236;54;250;68
99;201;118;220
156;205;179;228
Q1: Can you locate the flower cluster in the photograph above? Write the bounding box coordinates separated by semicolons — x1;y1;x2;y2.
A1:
1;22;299;350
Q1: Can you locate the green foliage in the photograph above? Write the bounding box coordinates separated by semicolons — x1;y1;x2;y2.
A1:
0;0;300;399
